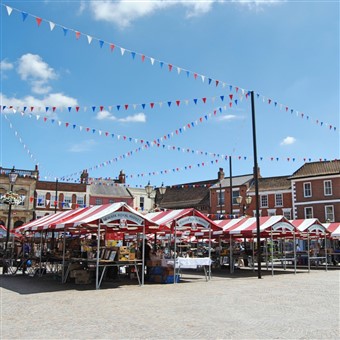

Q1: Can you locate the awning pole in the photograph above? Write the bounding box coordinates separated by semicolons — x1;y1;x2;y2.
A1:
307;233;310;273
95;221;100;290
174;223;177;284
62;228;66;284
293;231;296;274
208;224;212;280
229;234;233;274
271;229;274;276
142;222;145;286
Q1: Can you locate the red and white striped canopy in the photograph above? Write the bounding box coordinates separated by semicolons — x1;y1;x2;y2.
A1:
324;222;340;239
145;208;221;236
214;216;296;237
15;208;87;232
289;219;329;237
16;203;161;234
0;224;24;239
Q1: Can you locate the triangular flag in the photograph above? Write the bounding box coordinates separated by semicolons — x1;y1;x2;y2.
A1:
36;17;42;26
87;35;92;44
99;40;104;48
120;48;125;55
6;6;13;16
22;12;28;21
49;21;55;31
110;44;115;52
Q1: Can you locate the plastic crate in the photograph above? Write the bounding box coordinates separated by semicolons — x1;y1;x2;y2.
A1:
163;275;180;284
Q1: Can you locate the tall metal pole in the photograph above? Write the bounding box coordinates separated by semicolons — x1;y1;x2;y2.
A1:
219;183;223;218
54;179;58;213
251;91;261;279
229;157;233;216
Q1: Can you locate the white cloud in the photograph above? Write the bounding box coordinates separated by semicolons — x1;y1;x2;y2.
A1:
69;139;97;153
89;0;215;28
218;114;241;121
280;136;296;146
87;0;281;28
96;110;146;123
232;0;282;11
17;53;57;94
0;59;14;72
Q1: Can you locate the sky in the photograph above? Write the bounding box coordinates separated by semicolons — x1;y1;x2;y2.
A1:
0;0;339;189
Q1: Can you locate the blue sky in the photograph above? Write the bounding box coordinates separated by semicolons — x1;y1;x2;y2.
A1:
0;0;339;188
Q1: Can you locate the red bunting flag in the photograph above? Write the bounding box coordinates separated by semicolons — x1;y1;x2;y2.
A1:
176;100;180;106
141;55;145;62
100;106;104;111
36;17;42;26
168;64;173;71
150;103;154;109
125;104;129;110
65;122;69;127
110;44;115;52
75;31;81;39
76;106;80;112
202;98;206;103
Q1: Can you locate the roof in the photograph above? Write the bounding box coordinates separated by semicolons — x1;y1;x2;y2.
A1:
289;160;340;179
159;181;217;209
248;176;291;192
210;174;254;189
89;183;132;198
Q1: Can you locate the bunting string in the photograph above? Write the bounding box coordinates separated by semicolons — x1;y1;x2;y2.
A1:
2;3;336;131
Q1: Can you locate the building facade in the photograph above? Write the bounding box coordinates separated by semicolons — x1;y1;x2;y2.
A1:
289;160;340;222
0;166;39;229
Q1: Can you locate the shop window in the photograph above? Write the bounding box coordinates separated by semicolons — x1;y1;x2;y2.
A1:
95;198;102;205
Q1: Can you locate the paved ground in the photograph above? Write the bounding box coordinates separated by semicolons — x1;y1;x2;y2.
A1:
0;267;339;340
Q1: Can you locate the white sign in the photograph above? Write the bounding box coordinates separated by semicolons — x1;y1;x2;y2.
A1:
102;211;144;226
177;216;210;229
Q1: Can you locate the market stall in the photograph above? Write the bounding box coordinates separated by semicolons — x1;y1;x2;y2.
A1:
215;216;298;275
290;219;330;271
15;203;163;288
145;208;221;283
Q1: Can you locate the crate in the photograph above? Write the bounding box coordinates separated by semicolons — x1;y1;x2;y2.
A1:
163;275;180;284
149;266;163;275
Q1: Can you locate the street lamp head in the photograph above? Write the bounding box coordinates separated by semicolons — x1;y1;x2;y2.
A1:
236;195;243;205
145;181;153;198
245;195;252;206
159;182;166;196
9;167;18;185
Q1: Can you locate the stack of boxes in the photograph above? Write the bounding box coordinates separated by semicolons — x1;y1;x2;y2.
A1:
70;269;92;284
147;261;180;284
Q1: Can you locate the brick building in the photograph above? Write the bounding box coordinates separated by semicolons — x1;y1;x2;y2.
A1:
289;160;340;222
247;176;292;219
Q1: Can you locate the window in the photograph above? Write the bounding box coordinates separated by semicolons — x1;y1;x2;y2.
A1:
95;198;102;205
139;197;145;210
267;209;276;217
324;180;332;196
260;195;268;208
304;182;312;197
218;190;225;207
64;195;72;209
77;196;85;207
325;205;334;222
232;190;239;205
37;194;45;207
50;194;57;207
282;209;291;220
109;199;115;204
275;193;283;207
304;207;313;219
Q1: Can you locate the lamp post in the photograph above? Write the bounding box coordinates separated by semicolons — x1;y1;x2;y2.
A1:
236;195;252;216
5;167;19;252
219;183;223;218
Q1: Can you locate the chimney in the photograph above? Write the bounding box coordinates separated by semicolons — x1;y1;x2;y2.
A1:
118;170;126;184
217;168;225;181
253;166;261;178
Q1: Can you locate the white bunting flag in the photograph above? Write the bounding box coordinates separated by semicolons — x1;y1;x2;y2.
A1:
87;35;93;44
49;21;55;31
6;6;13;16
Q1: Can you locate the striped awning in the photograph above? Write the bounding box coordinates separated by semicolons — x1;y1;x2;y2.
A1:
15;203;162;233
324;222;340;239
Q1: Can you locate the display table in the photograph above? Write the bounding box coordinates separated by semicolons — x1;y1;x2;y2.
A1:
162;257;212;281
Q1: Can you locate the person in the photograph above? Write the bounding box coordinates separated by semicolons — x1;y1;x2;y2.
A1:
296;243;301;252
